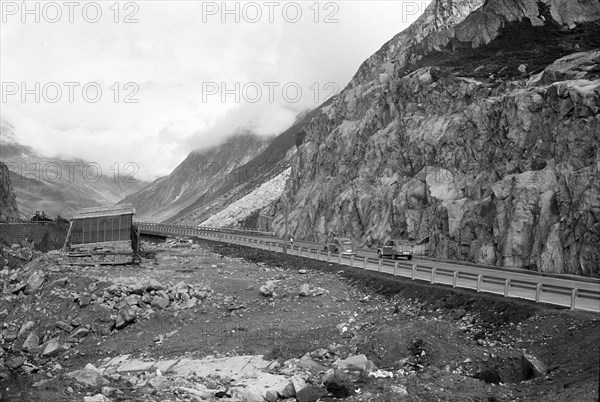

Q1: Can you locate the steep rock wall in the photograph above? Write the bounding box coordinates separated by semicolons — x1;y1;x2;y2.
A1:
271;0;600;276
0;162;20;222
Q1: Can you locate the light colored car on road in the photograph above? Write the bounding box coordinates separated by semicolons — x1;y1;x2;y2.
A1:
323;237;356;256
377;239;413;260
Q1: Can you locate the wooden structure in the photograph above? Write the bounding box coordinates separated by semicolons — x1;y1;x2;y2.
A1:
62;204;139;265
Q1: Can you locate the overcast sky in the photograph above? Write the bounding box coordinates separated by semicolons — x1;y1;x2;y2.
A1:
1;1;429;181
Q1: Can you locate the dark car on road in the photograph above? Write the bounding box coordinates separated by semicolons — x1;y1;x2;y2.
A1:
377;239;413;260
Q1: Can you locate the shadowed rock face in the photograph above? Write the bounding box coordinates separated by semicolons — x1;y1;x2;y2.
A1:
0;162;20;222
271;0;600;276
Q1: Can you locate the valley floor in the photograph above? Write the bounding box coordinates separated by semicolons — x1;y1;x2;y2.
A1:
0;239;598;401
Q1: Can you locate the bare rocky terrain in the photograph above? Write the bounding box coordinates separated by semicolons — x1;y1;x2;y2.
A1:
0;163;19;223
270;0;600;276
0;238;598;401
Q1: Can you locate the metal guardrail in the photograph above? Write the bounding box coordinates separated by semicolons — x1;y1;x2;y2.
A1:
136;223;600;312
136;222;274;237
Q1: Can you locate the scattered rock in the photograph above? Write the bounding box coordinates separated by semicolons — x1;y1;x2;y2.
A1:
56;321;73;333
280;381;296;398
25;271;45;294
310;348;328;358
17;321;35;338
452;308;467;320
291;375;307;394
179;297;198;310
146;278;166;291
299;284;310;297
42;339;67;357
368;369;394;378
101;387;117;397
322;369;353;385
296;385;328;402
265;389;278;402
195;290;210;300
22;332;40;351
115;307;136;330
83;394;111;402
259;281;275;297
334;354;376;372
70;327;90;340
79;295;92;307
151;296;170;309
391;384;408;396
522;353;547;379
228;303;246;311
6;357;25;370
67;363;110;387
49;277;69;287
149;375;168;389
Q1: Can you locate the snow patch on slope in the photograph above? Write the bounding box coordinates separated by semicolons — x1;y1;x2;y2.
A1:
200;168;291;228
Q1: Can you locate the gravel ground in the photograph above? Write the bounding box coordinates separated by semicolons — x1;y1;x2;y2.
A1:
0;238;598;401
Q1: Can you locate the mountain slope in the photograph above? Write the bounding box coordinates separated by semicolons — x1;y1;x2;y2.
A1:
0;120;147;219
171;105;327;225
120;133;271;222
267;0;600;276
0;162;20;222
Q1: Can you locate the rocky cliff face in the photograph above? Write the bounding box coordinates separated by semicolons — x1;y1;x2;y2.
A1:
271;0;600;276
0;162;20;222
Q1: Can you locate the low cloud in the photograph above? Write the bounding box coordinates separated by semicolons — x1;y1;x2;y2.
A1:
1;1;428;181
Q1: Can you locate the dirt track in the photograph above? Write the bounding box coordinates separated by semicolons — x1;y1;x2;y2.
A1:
1;238;598;401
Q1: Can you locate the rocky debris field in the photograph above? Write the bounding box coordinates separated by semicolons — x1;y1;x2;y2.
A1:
0;238;598;401
1;241;40;267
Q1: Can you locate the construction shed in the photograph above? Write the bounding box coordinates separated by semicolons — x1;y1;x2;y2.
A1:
63;204;139;265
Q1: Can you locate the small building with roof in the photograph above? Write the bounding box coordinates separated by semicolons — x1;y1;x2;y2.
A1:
63;203;139;265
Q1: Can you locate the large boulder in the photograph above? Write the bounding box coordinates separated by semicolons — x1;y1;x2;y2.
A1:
22;332;39;351
25;271;45;294
298;284;311;297
42;339;67;357
17;321;35;339
146;278;166;291
259;281;276;297
115;307;136;330
522;353;547;379
151;296;170;309
67;363;110;387
334;354;376;372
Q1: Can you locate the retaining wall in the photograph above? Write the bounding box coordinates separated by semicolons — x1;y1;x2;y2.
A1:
0;222;69;250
